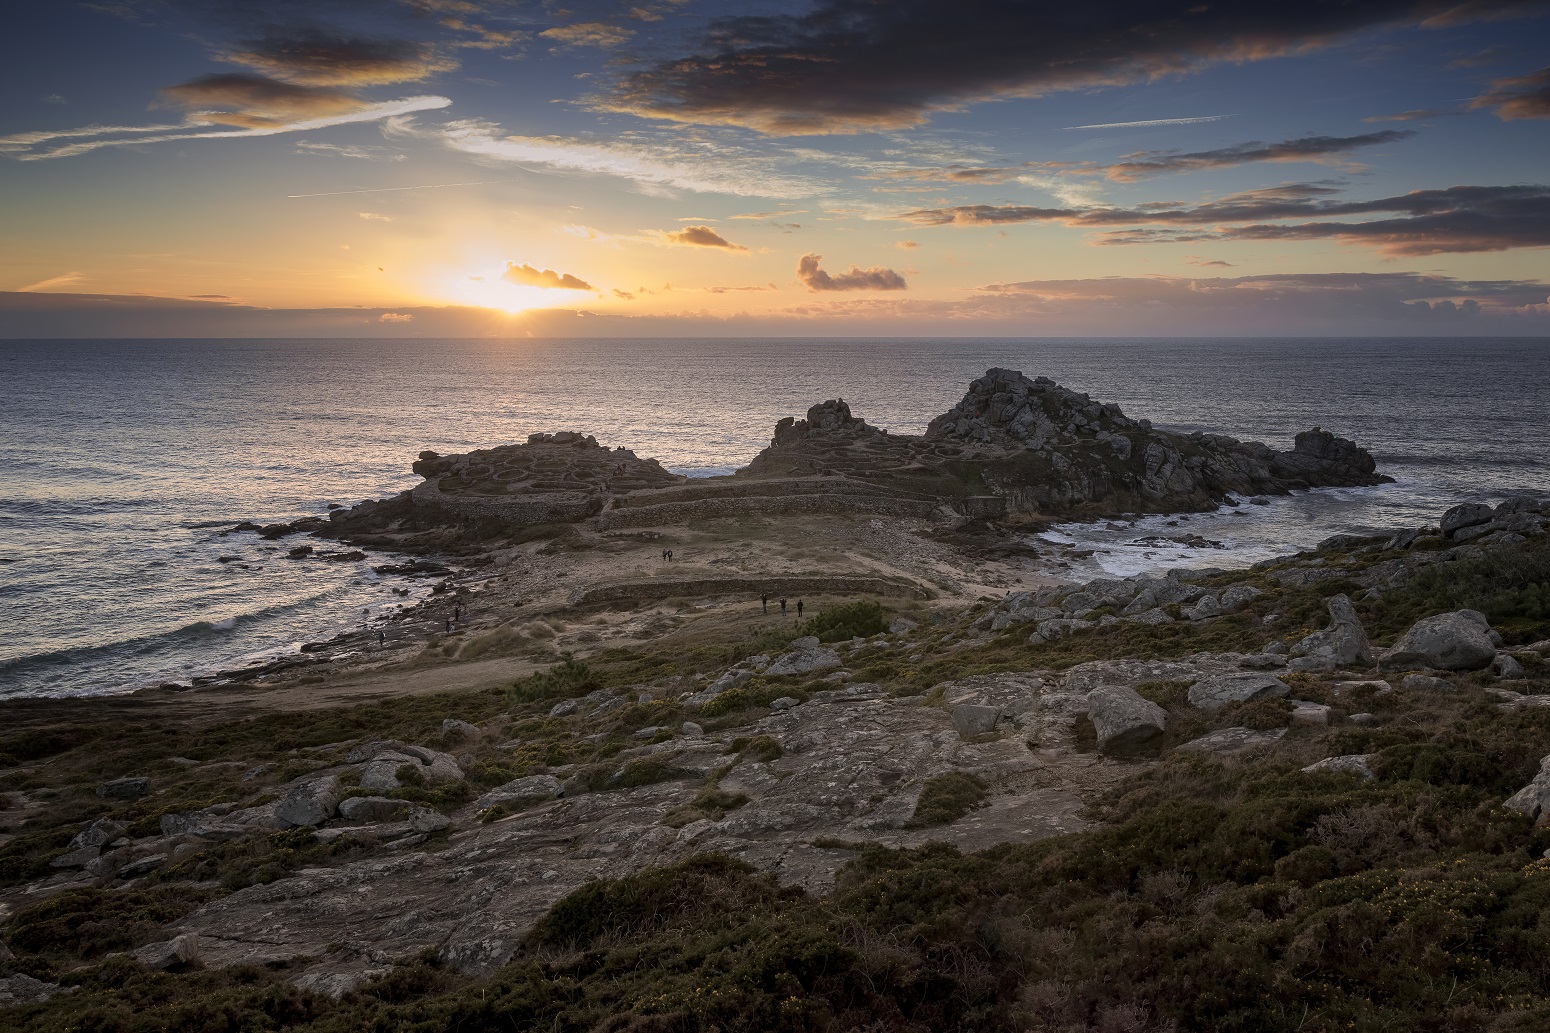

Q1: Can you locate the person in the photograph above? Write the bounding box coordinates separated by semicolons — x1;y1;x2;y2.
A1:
761;593;768;613
779;597;787;614
445;617;452;634
378;629;385;646
796;599;804;618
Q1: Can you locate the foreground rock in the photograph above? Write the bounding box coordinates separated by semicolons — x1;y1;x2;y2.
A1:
1187;672;1291;711
1086;686;1167;758
1505;755;1550;826
1290;594;1373;670
1381;610;1498;671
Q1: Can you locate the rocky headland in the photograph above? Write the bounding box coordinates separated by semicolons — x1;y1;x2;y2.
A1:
3;373;1548;1032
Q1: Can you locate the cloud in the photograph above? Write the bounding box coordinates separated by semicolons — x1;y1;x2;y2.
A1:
658;225;749;250
43;93;66;105
1062;115;1231;130
1185;256;1235;267
379;312;414;323
1472;66;1550;119
157;73;365;128
898;183;1550;255
881;131;1413;186
540;22;635;48
897;240;919;249
796;254;906;292
423;119;819;197
503;262;595;290
13;272;83;292
1094;131;1415;181
730;209;808;219
972;272;1550;327
0;95;451;160
1364;108;1457;122
598;1;1538;133
705;284;778;293
358;211;393;221
6;277;1548;338
223;33;457;87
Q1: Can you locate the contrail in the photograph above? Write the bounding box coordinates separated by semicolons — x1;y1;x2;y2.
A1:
1062;115;1232;130
286;181;496;198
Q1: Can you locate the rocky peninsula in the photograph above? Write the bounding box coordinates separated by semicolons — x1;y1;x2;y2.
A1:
3;371;1548;1032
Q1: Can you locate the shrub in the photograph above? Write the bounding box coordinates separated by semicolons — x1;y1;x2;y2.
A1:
507;655;600;705
907;773;988;827
798;600;890;642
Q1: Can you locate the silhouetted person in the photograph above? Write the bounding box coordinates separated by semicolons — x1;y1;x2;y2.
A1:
779;597;787;614
796;599;804;618
761;593;768;613
445;617;452;634
378;630;385;646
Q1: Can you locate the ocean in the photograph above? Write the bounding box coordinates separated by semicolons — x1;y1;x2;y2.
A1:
2;337;1547;700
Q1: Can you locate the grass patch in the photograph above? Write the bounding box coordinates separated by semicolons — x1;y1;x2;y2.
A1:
798;600;890;643
907;772;988;827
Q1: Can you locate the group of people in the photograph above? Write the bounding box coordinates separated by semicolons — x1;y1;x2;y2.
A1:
760;594;803;618
660;548;675;561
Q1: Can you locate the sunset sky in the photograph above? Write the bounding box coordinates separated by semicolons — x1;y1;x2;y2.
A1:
3;0;1548;336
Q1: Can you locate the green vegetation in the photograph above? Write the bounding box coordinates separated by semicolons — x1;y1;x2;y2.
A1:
907;772;988;827
798;599;891;642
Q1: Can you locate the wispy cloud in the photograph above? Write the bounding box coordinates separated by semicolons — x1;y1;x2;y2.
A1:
1472;66;1550;120
540;22;634;48
423;119;820;197
0;95;452;161
13;272;83;292
1062;115;1231;130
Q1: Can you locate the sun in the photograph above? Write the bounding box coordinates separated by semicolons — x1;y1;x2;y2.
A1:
439;265;583;314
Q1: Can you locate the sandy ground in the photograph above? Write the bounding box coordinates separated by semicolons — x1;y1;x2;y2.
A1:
3;510;1076;730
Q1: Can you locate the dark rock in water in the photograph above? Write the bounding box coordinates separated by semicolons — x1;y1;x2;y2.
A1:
287;545;313;559
1127;535;1227;550
96;776;149;800
259;522;297;539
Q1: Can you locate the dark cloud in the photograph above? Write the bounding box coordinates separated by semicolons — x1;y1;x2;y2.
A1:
503;263;595;290
660;225;749;250
883;132;1412;185
1185;257;1235;267
225;31;457;86
974;271;1550;324
600;1;1540;133
156;73;365;127
1472;66;1550;119
1097;131;1415;181
1364;109;1457;122
796;254;907;292
899;184;1550;255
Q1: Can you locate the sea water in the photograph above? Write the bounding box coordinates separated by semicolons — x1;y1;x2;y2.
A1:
2;337;1546;698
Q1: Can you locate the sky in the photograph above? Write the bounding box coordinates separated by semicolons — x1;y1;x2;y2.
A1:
2;0;1548;337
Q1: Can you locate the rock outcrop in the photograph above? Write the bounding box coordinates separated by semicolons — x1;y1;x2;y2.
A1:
1290;594;1373;670
1381;610;1499;671
1505;754;1550;825
326;368;1389;545
1086;686;1167;757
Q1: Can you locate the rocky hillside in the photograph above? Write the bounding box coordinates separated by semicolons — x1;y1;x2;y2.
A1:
4;495;1550;1030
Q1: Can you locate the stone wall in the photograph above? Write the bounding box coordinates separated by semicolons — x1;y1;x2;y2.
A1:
409;481;599;525
595;493;946;529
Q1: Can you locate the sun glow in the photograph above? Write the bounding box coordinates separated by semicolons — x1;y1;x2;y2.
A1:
441;265;593;314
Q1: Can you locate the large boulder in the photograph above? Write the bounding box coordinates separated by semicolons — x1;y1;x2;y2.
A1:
764;644;842;677
475;774;563;810
1440;502;1495;537
1086;686;1167;758
358;745;465;792
1187;672;1291;711
273;776;343;828
1290;594;1373;670
951;704;1002;737
1505;754;1550;825
1381;610;1498;671
1302;754;1377;779
96;777;149;800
